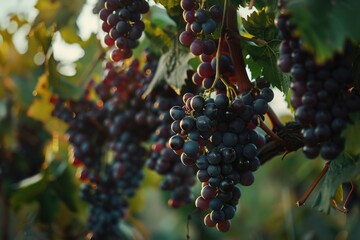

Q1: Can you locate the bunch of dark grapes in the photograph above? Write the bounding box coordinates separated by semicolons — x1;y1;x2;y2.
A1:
51;53;161;239
276;8;360;160
146;92;197;208
168;86;274;231
99;0;150;62
179;0;234;90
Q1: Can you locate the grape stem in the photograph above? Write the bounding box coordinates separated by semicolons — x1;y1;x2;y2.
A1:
249;0;255;9
332;180;354;214
210;0;228;90
296;162;330;207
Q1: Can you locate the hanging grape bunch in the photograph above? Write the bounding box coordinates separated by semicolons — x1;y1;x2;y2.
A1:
164;0;280;232
99;0;150;61
276;3;360;161
51;55;162;239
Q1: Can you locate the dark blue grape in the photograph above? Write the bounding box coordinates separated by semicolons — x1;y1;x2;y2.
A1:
170;106;185;120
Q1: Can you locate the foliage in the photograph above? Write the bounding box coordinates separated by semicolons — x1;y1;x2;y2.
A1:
0;0;360;239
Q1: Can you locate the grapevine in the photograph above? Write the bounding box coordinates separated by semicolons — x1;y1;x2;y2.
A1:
1;0;360;239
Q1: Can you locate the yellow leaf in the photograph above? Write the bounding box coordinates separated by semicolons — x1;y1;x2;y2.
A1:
27;73;68;133
330;184;345;212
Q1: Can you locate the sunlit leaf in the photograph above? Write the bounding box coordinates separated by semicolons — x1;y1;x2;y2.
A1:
10;173;48;210
242;9;291;92
48;161;81;212
329;184;347;213
143;45;193;96
313;154;360;213
27;73;54;121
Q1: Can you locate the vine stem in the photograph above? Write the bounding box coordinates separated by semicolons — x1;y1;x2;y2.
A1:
259;118;286;146
210;0;229;90
224;1;253;94
249;0;255;9
297;162;330;207
267;106;284;130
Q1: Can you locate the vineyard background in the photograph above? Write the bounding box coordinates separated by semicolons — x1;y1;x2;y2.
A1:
1;0;360;239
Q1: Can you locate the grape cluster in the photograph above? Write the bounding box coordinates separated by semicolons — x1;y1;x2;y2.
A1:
51;52;162;239
179;0;234;90
276;10;360;160
168;87;273;231
146;94;197;208
99;0;149;61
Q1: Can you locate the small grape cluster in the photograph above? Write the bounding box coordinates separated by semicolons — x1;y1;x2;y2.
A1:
146;94;197;208
179;0;221;53
179;0;235;90
51;52;161;239
168;87;274;231
99;0;150;61
276;9;360;160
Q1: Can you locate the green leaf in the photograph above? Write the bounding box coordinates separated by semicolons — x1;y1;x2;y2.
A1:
149;5;177;29
244;43;291;92
38;185;59;223
47;54;83;99
143;45;193;96
287;0;360;62
143;19;173;53
313;154;360;213
242;9;291;92
244;54;262;79
154;0;179;9
10;173;48;210
242;9;277;40
342;113;360;156
47;161;80;212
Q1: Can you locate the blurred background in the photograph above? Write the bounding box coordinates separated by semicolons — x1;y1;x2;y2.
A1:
0;0;359;239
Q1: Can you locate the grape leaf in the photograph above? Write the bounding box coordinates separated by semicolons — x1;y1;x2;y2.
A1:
143;45;193;96
149;4;176;29
48;161;80;212
38;185;59;222
342;113;360;156
143;18;174;53
10;173;48;210
242;9;291;92
313;154;360;213
245;54;262;79
287;0;360;62
47;54;83;99
27;74;54;123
